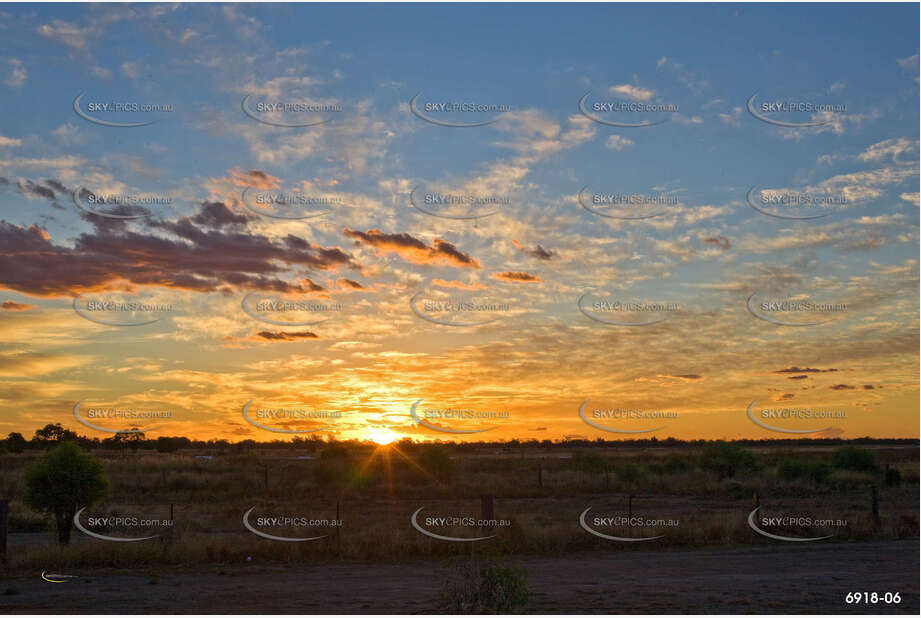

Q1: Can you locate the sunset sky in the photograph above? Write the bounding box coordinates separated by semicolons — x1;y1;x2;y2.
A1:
0;3;918;442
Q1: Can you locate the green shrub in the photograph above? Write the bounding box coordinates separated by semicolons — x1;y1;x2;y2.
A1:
572;451;607;475
23;441;108;545
700;442;758;479
885;466;902;487
649;455;692;475
616;462;645;484
831;446;878;473
777;458;832;484
438;556;529;613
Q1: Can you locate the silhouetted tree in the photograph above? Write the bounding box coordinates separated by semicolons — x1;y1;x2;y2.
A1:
33;423;77;446
6;431;26;453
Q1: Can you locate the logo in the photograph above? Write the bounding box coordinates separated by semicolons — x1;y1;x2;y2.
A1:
409;93;509;127
746;292;846;327
41;571;78;583
579;507;665;542
73;507;160;542
409;399;503;435
240;187;339;220
73;400;169;434
578;92;673;128
242;506;330;542
241;291;340;327
240;94;339;128
409;290;511;327
747;506;835;542
578;400;673;434
746;400;838;435
746;93;842;128
745;186;838;220
72;291;172;327
241;400;337;434
410;507;497;542
73;92;171;127
72;187;171;220
577;293;678;326
577;186;677;220
409;185;508;220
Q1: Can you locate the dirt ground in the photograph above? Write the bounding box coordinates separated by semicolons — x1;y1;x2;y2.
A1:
1;540;917;614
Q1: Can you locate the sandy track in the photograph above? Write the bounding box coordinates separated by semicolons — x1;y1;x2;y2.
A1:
2;540;917;614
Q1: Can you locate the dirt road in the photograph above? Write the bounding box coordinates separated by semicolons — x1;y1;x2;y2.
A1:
2;540;917;614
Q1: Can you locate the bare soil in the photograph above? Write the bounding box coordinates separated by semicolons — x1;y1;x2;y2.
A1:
1;540;917;614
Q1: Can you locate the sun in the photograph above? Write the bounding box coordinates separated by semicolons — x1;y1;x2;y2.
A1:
365;427;397;445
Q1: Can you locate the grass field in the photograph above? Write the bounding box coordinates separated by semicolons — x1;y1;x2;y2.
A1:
1;441;917;571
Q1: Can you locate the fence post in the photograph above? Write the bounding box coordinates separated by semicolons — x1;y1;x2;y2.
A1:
871;485;880;524
537;461;542;487
480;494;494;536
336;501;341;556
481;495;494;520
0;498;8;564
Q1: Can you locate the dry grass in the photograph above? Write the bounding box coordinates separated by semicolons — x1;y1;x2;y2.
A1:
2;443;917;571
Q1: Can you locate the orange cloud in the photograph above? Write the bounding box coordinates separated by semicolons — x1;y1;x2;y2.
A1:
493;271;541;283
432;279;488;291
223;168;282;190
1;300;35;311
343;229;480;269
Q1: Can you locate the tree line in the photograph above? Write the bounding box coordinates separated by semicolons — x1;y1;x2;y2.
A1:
1;422;915;455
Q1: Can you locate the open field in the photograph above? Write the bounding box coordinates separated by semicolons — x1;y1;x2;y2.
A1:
2;441;917;613
1;442;917;568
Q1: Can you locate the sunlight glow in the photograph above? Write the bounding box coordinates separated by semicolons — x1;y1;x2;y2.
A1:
365;427;397;445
